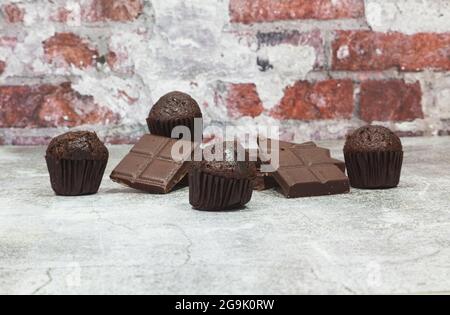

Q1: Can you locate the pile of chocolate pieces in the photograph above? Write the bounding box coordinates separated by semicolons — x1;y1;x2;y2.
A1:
110;134;349;198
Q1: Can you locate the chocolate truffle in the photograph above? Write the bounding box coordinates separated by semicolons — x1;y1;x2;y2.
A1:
46;131;109;196
189;142;256;211
344;125;403;189
147;91;202;141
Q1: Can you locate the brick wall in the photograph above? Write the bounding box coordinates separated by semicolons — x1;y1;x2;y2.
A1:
0;0;449;145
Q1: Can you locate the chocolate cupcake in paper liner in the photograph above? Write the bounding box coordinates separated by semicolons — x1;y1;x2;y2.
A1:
147;91;202;142
344;125;403;189
189;142;256;211
46;131;109;196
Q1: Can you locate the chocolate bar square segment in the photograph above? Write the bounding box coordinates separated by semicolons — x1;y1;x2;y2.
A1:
278;149;306;167
290;147;337;166
132;134;168;156
310;164;348;183
331;159;346;173
110;134;197;194
141;159;181;182
159;139;193;161
276;167;318;186
112;154;150;179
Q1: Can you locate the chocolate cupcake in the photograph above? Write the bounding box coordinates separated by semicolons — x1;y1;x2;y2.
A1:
344;125;403;189
189;142;256;211
46;131;109;196
147;91;202;142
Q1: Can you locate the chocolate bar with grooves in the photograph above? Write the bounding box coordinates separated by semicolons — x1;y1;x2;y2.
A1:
254;140;347;192
273;145;350;198
258;139;346;172
110;134;197;194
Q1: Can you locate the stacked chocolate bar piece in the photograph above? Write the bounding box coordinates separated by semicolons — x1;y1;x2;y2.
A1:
254;139;349;198
110;135;350;199
110;135;197;194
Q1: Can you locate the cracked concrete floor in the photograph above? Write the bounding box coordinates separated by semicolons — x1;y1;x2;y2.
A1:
1;137;450;295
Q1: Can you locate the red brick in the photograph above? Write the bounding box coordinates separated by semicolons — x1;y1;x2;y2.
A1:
83;0;144;22
0;61;5;75
2;3;25;23
0;86;36;128
360;80;423;122
0;83;118;128
271;80;354;120
333;31;450;71
43;33;99;69
215;83;264;118
230;0;365;24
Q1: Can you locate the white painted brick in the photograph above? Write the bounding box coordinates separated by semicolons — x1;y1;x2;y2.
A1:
434;77;450;120
366;0;450;34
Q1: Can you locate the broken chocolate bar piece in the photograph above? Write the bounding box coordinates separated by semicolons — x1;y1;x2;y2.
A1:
272;145;350;198
254;139;346;192
110;134;196;194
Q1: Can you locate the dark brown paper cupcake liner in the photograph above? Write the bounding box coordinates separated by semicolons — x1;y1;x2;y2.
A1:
189;168;253;211
344;151;403;189
46;157;107;196
147;117;202;142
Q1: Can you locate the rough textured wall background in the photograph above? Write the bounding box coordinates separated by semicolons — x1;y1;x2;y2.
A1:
0;0;449;145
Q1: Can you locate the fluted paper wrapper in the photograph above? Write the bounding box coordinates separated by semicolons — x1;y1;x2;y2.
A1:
189;168;253;211
147;117;201;142
344;151;403;189
46;157;107;196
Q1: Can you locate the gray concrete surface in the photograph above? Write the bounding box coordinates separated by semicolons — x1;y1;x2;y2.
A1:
0;137;449;295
